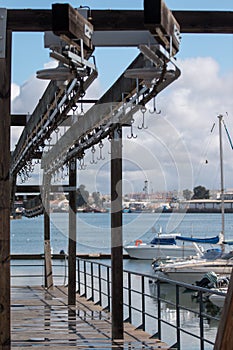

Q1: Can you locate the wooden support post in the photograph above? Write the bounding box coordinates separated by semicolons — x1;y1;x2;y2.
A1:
111;126;123;340
0;26;12;349
44;211;53;289
214;269;233;350
68;159;77;305
43;174;53;289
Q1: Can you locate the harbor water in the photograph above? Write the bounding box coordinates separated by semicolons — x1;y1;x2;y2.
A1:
11;212;233;349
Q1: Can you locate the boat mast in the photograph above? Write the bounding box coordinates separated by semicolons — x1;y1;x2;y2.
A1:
218;114;225;251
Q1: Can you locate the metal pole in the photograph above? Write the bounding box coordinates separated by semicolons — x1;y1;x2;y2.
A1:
68;158;77;305
175;285;181;349
111;126;124;340
157;280;162;340
0;25;11;350
218;115;225;252
141;276;145;331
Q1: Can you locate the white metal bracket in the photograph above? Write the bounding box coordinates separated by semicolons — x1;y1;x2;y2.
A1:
0;8;7;58
84;23;93;40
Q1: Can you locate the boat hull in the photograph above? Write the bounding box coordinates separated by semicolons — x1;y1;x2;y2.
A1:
124;244;198;260
153;260;233;284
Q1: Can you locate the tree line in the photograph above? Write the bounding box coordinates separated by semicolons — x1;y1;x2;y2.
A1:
183;186;209;200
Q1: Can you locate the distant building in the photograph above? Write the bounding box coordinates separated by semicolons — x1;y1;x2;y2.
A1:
179;199;233;212
217;191;233;201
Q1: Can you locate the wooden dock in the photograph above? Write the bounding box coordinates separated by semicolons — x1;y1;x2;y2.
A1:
11;285;169;349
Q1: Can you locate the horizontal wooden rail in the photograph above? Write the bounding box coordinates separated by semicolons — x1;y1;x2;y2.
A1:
7;9;233;34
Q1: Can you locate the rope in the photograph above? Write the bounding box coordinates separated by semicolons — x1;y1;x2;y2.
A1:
222;119;233;150
194;122;216;186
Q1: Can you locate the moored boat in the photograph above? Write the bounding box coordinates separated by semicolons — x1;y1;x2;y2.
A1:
152;255;233;284
152;115;233;285
124;228;221;260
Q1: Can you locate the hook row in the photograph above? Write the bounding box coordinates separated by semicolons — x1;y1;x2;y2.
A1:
126;97;161;139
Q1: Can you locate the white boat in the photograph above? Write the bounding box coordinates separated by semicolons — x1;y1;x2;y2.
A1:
124;229;220;260
152;256;233;284
152;115;233;284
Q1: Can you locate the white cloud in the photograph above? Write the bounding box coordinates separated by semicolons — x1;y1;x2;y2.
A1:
11;83;20;100
154;57;233;190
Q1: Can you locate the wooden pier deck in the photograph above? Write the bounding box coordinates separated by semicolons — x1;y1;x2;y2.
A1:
11;286;169;349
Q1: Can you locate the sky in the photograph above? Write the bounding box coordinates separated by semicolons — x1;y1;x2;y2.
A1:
3;0;233;195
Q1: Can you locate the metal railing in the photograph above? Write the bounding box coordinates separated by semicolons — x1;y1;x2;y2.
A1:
10;257;224;349
76;258;223;350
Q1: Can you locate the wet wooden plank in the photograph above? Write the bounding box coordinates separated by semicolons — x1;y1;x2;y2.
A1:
11;286;169;349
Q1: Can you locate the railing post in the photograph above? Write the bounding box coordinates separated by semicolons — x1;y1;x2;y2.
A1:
89;261;94;301
157;280;162;340
103;265;111;311
199;291;205;350
77;258;80;294
141;276;145;331
175;284;181;349
98;264;102;306
83;260;87;298
127;272;132;323
107;266;111;311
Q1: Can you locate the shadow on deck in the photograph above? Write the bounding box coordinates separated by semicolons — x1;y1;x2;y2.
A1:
11;286;169;349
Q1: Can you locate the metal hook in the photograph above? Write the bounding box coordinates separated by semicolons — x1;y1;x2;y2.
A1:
90;145;98;164
61;167;66;180
55;170;60;182
78;157;87;170
127;119;137;139
52;172;56;184
55;127;59;143
65;163;69;177
47;136;52;149
107;136;112;154
138;106;148;130
97;140;105;160
149;97;161;114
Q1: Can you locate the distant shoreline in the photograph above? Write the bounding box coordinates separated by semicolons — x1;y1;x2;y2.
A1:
162;208;233;214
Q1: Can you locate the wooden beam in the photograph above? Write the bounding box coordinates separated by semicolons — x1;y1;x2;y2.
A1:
144;0;180;53
16;185;79;193
214;269;233;350
0;29;11;350
43;175;53;290
7;9;233;34
68;159;77;306
52;4;93;50
174;11;233;34
91;9;233;34
7;9;52;31
111;127;123;340
11;114;27;126
44;240;53;289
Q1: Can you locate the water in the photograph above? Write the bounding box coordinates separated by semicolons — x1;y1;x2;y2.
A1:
11;212;233;349
11;212;233;256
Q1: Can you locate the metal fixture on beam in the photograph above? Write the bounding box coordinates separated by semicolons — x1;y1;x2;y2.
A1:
0;8;7;58
41;43;180;177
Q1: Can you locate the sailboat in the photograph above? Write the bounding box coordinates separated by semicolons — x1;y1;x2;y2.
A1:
152;115;233;284
124;228;221;260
